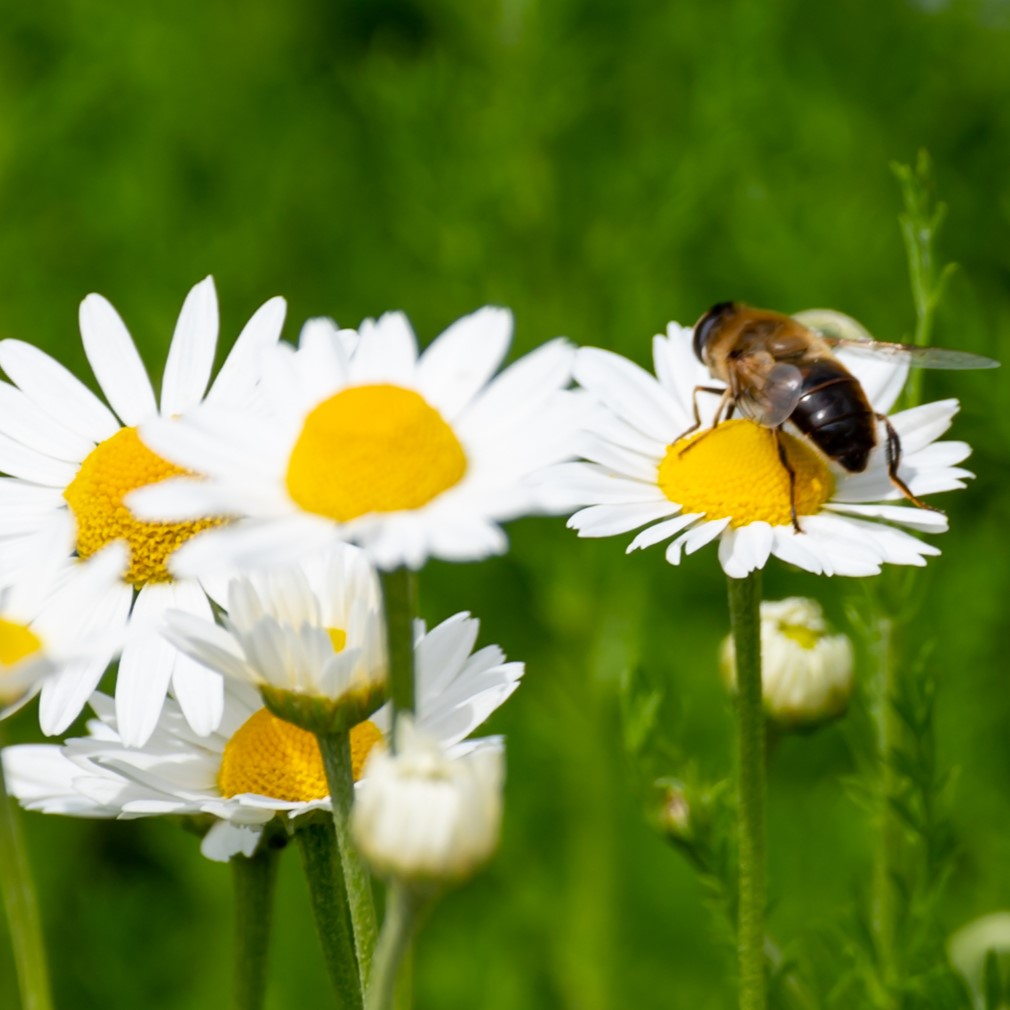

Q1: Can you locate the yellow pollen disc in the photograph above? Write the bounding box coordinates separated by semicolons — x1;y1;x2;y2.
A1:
285;384;467;522
780;625;820;650
658;420;834;528
0;619;43;668
218;710;384;801
63;427;225;586
327;627;347;653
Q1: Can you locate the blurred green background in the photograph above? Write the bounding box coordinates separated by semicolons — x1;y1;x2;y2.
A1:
1;0;1010;1007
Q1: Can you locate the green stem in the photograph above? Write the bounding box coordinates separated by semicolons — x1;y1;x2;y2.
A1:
231;846;280;1010
295;823;363;1009
728;571;766;1010
379;568;417;752
319;730;378;988
365;885;426;1010
871;615;903;992
0;745;54;1010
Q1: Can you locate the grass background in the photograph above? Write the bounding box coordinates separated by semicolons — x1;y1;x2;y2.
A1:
1;0;1009;1006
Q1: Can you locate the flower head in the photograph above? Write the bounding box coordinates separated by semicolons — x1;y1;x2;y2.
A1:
352;716;504;884
545;322;973;578
3;610;521;862
721;597;854;729
131;309;585;572
0;277;286;744
163;545;388;734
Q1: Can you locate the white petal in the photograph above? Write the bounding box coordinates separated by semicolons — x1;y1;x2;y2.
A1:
416;307;512;420
160;277;219;416
718;522;773;578
889;399;959;455
168;516;335;580
574;347;681;442
0;381;96;462
461;338;575;435
201;821;262;862
626;512;702;552
168;581;223;736
293;318;348;405
115;584;177;747
837;349;909;415
0;433;79;486
351;312;418;385
37;581;132;735
551;463;666;508
571;501;680;538
665;517;730;565
0;340;120;443
206;297;287;408
79;294;158;424
825;502;949;532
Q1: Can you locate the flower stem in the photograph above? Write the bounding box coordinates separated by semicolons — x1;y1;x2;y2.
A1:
319;730;378;988
231;846;280;1010
727;571;766;1010
379;568;417;752
0;743;54;1010
295;822;364;1009
365;885;427;1010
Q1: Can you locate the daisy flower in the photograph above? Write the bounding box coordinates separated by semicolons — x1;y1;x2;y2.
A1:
352;715;504;884
162;543;388;733
131;308;584;572
3;609;522;862
545;321;973;578
0;277;286;743
0;529;127;720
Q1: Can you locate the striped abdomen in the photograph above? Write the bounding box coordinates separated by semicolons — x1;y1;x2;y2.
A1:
789;359;876;472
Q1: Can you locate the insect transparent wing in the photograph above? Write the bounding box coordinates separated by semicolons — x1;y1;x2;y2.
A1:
793;308;999;370
737;362;804;427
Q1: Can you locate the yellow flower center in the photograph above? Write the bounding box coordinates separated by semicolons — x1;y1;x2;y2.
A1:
780;624;821;650
218;709;384;801
285;384;467;522
0;618;43;668
63;427;226;586
327;628;347;652
658;420;834;528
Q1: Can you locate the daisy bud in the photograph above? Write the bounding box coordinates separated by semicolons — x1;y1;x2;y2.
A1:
721;597;853;730
352;717;504;885
655;780;693;842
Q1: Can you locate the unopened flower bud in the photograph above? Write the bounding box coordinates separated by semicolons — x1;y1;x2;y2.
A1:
655;780;693;842
721;597;853;730
352;717;504;885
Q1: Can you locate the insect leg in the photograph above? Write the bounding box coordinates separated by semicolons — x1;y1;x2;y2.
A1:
876;413;943;513
773;427;802;533
676;386;733;457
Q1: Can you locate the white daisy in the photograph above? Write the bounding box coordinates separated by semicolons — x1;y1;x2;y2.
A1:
130;308;584;572
352;715;503;884
2;610;521;862
0;530;127;720
0;277;286;743
544;321;973;578
163;544;388;733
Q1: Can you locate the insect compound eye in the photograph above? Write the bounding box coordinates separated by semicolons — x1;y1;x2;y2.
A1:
692;301;736;363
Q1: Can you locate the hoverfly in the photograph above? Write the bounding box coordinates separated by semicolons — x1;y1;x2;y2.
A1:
687;302;998;531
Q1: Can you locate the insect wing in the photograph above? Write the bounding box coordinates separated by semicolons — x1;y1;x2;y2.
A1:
737;361;804;427
793;308;999;370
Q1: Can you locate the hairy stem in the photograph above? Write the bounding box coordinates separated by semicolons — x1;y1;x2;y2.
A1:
379;568;417;752
231;846;280;1010
319;730;378;988
296;823;364;1009
728;571;766;1010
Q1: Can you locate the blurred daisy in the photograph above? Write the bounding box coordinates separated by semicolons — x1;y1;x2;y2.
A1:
0;277;286;743
3;610;521;862
721;597;854;729
131;308;583;571
545;322;972;578
353;715;504;884
0;531;126;720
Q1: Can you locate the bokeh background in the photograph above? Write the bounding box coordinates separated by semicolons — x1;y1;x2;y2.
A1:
1;0;1009;1007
